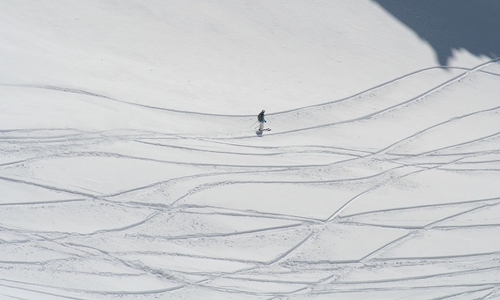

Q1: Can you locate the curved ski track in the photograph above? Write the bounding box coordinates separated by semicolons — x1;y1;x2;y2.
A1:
1;60;500;299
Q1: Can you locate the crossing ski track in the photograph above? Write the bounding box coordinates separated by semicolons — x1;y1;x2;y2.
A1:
1;59;500;300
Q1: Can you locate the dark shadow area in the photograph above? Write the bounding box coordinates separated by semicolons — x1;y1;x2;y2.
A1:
373;0;500;65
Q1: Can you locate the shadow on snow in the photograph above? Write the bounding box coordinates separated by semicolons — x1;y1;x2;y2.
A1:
373;0;500;65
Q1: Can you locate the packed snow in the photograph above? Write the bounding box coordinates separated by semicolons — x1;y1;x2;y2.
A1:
1;1;500;299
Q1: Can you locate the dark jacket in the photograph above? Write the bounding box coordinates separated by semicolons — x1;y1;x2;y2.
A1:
258;112;266;123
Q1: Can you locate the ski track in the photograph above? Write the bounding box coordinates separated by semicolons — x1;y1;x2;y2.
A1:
1;60;500;298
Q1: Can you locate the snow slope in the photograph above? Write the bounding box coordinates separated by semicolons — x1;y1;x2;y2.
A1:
1;1;500;299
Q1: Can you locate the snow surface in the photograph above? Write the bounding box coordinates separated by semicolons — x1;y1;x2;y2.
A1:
1;1;500;299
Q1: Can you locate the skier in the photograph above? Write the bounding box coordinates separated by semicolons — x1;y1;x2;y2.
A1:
257;110;266;131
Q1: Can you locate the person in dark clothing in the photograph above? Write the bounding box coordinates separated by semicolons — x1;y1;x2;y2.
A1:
257;110;266;131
